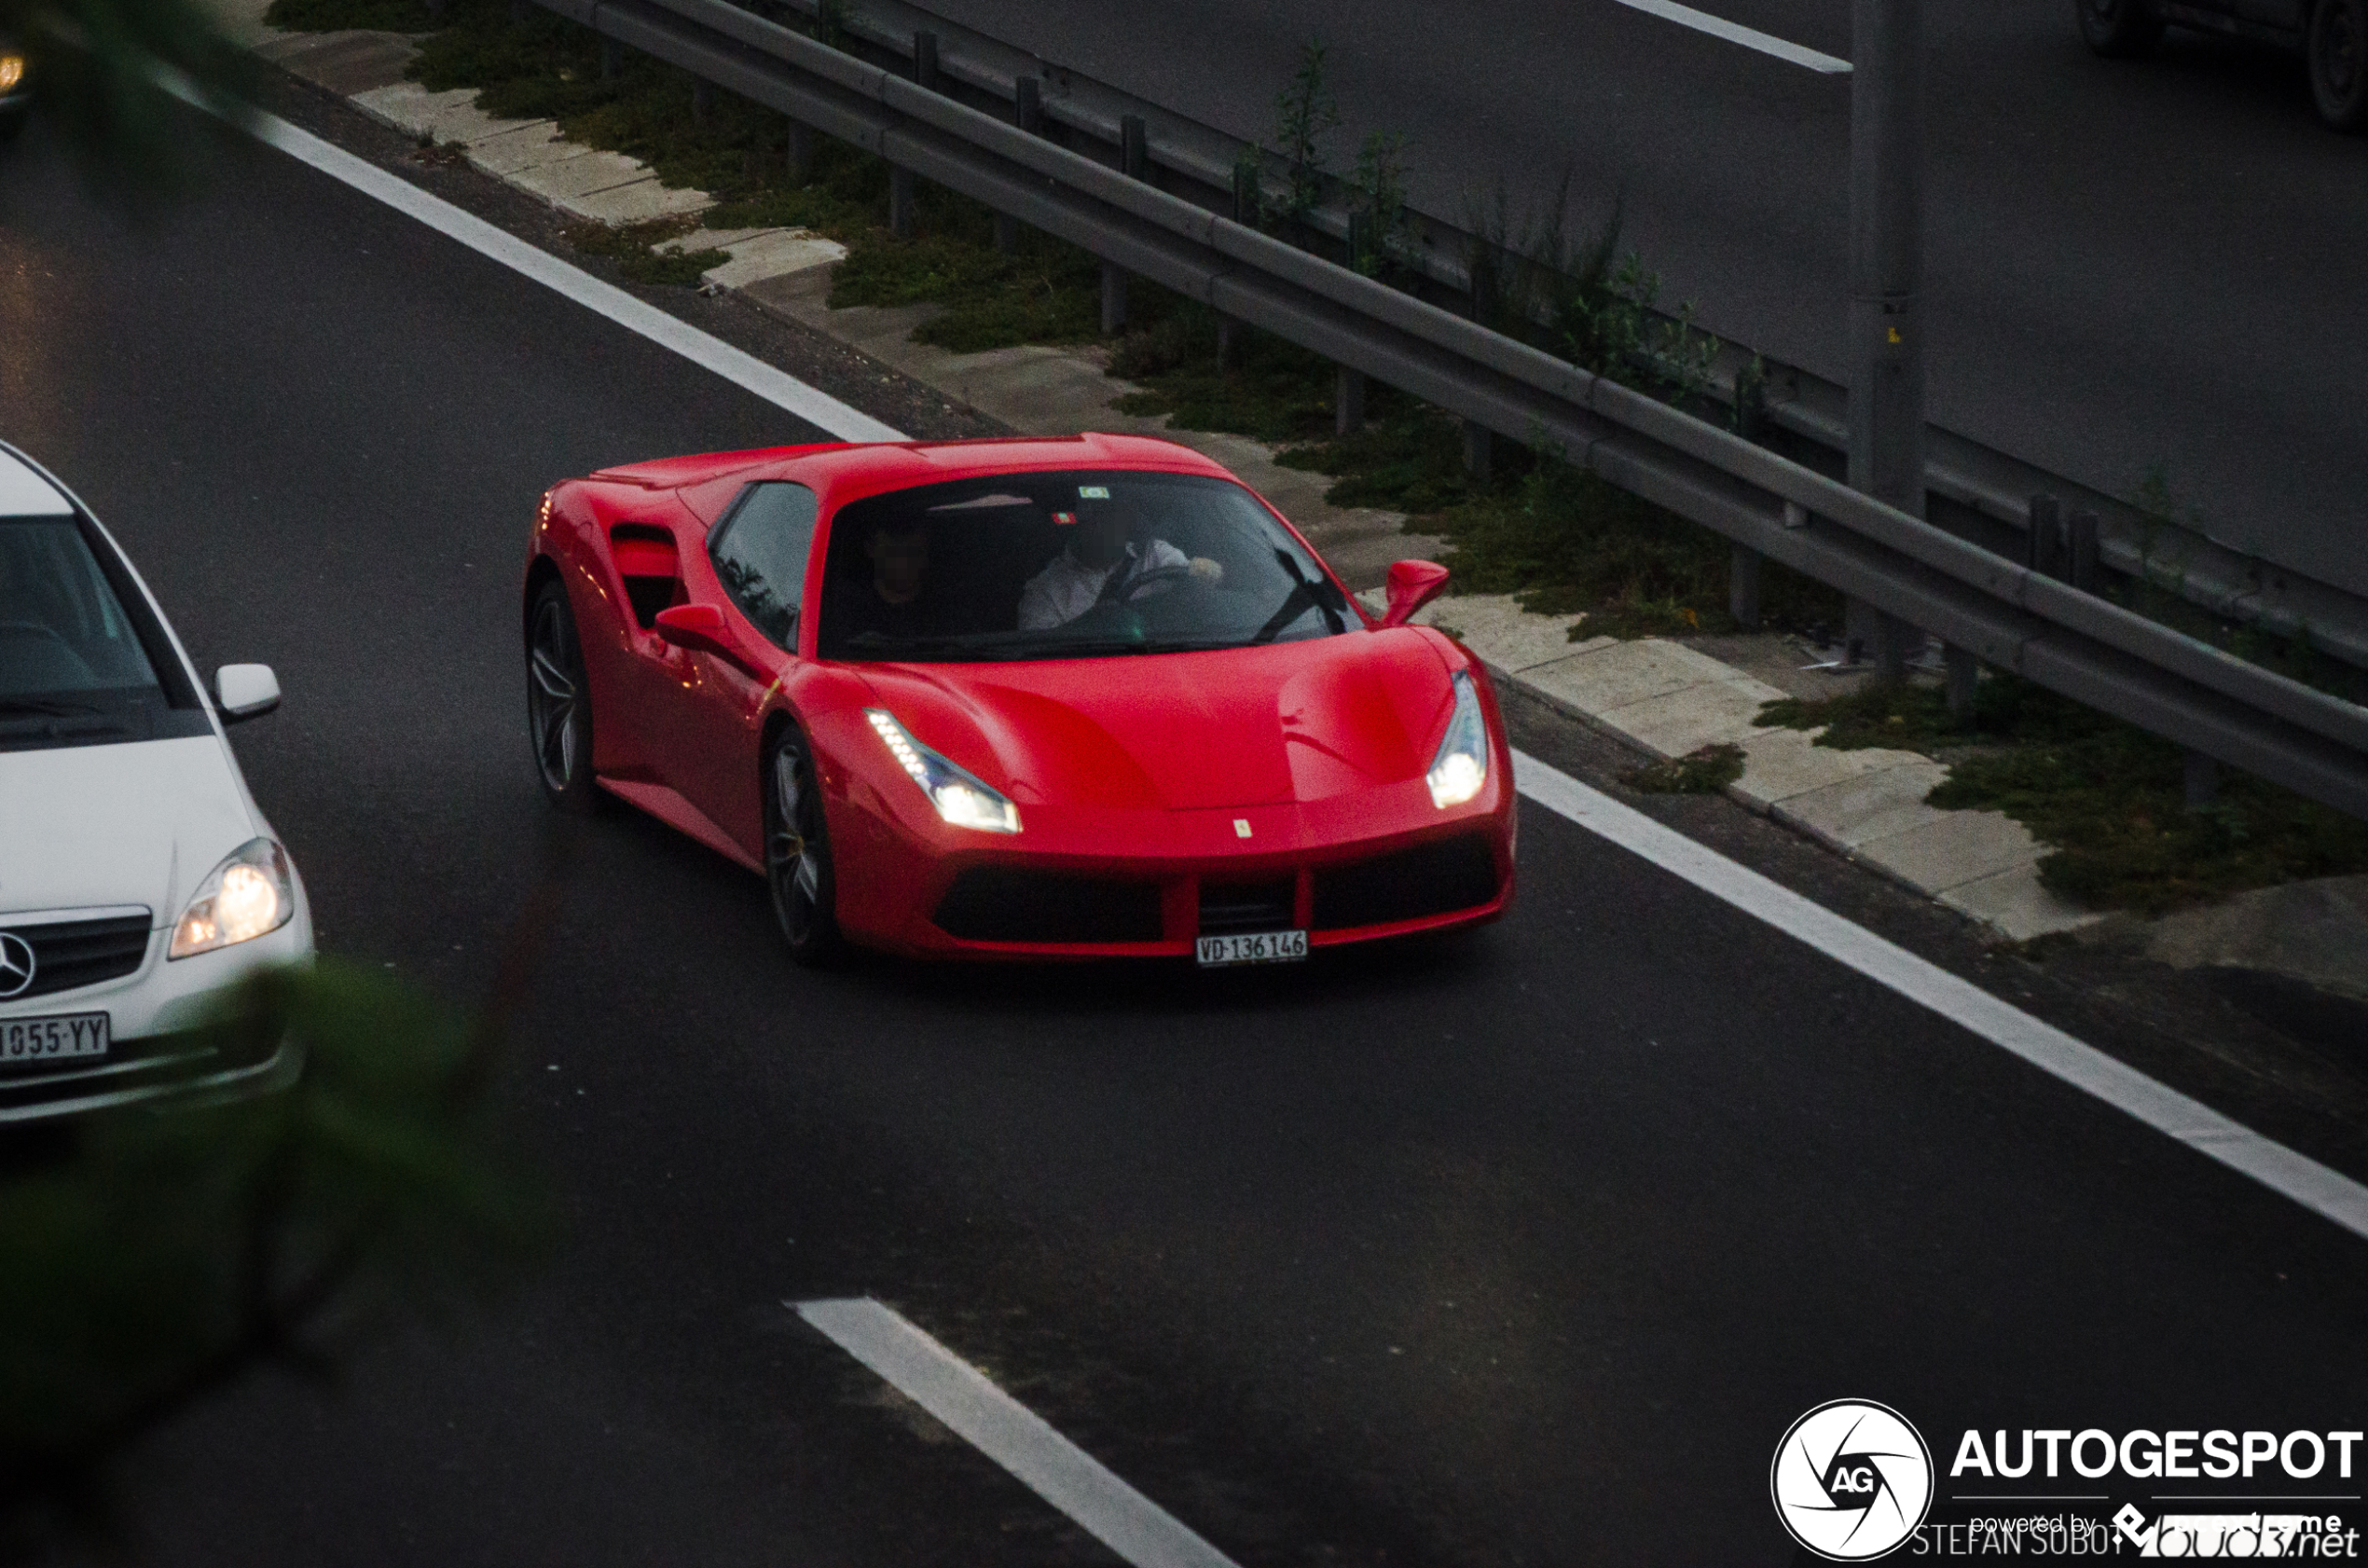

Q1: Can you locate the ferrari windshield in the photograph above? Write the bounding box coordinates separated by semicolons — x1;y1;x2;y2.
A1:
816;470;1356;663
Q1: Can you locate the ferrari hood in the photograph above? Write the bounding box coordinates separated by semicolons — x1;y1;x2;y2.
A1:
862;631;1457;811
0;736;257;923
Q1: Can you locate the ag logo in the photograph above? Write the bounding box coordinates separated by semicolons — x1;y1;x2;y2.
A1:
1770;1398;1934;1561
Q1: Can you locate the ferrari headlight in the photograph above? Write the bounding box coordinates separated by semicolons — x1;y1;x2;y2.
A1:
170;838;296;958
1425;670;1490;809
865;709;1021;833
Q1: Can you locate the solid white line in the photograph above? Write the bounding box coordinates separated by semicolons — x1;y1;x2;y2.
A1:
1609;0;1852;73
795;1298;1240;1568
1510;747;2368;1243
177;82;908;443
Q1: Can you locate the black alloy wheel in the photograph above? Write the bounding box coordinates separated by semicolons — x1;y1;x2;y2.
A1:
764;725;846;966
527;579;599;812
2312;0;2368;130
2078;0;2164;56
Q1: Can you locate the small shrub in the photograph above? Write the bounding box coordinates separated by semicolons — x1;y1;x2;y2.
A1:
1622;743;1745;795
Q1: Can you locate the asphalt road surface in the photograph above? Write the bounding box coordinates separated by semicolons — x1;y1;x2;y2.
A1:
7;92;2368;1567
921;0;2368;602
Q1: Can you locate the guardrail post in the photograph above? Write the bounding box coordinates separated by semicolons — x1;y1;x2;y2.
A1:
1099;115;1148;337
1101;267;1127;335
914;31;940;91
787;118;814;185
1336;366;1367;436
692;79;713;125
2070;508;2101;593
1945;643;1978;720
1216;162;1258;369
890;168;916;237
599;36;619;81
1463;421;1493;485
2029;492;2063;579
2185;751;2223;812
1729;545;1763;629
996;78;1043;254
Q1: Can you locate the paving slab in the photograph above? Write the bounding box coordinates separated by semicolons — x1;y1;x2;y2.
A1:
508;148;659;203
1516;639;1735;718
1856;808;2043;895
2142;873;2368;998
1730;728;1918;809
350;82;481;141
701;232;849;290
558;179;713;225
1939;865;2104;942
1595;677;1785;758
465;120;583;176
1411;595;1590;671
1768;759;1953;849
256;30;418;96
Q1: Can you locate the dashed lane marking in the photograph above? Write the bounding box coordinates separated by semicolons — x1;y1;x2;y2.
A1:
1608;0;1852;73
169;81;908;444
795;1298;1241;1568
1513;747;2368;1244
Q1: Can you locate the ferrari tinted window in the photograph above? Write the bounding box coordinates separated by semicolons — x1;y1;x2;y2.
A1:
709;482;818;650
817;471;1353;663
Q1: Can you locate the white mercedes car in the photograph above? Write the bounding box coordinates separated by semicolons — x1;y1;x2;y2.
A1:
1;442;313;1123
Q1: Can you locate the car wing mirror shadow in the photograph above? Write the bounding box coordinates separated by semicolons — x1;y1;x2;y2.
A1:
1379;559;1450;627
214;664;282;723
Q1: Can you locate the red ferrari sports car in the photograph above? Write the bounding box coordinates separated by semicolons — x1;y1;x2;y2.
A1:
519;433;1515;965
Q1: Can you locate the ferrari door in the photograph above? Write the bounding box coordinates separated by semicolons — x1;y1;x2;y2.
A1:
669;481;820;852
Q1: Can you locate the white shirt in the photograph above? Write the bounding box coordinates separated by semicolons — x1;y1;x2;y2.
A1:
1017;539;1190;630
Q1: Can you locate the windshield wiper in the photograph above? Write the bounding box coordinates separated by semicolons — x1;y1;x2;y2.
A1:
0;697;104;717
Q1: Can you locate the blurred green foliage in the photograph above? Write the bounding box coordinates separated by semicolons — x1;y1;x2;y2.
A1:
0;959;545;1555
1;0;257;198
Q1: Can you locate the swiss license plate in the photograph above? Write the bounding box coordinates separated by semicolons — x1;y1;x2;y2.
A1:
1195;929;1309;968
0;1012;111;1069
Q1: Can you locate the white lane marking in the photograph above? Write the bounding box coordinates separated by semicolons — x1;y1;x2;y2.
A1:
1609;0;1852;73
171;81;907;443
1511;748;2368;1242
796;1298;1240;1568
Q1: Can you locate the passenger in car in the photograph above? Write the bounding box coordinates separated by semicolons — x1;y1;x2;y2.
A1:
1016;491;1223;630
824;516;945;649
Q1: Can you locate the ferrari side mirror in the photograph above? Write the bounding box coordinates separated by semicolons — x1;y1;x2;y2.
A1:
1379;559;1450;628
654;602;732;656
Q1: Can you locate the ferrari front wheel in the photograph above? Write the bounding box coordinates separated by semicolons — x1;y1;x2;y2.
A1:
764;726;846;967
527;579;600;813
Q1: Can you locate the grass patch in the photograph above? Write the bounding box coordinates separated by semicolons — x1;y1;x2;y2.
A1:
1621;743;1745;795
563;218;724;286
1757;677;2368;915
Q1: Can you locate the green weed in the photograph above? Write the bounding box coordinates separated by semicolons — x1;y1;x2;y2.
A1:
1621;743;1745;795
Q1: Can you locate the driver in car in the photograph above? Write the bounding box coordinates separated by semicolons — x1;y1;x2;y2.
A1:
1017;490;1224;630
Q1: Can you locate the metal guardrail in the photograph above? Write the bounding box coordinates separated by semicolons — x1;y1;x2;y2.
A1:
760;0;2368;679
534;0;2368;818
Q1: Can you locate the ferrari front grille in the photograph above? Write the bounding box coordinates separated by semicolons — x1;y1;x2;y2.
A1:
1197;878;1296;936
1;914;153;1000
1311;833;1499;931
932;869;1164;944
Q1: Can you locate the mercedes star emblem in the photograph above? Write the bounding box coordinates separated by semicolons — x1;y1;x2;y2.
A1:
0;931;34;999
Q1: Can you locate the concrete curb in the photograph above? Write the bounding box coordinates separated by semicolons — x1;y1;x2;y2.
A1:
227;5;2099;945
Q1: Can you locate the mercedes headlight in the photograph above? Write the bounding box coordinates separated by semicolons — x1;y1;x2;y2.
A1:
866;709;1021;833
1425;670;1490;809
170;838;296;958
0;55;24;93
